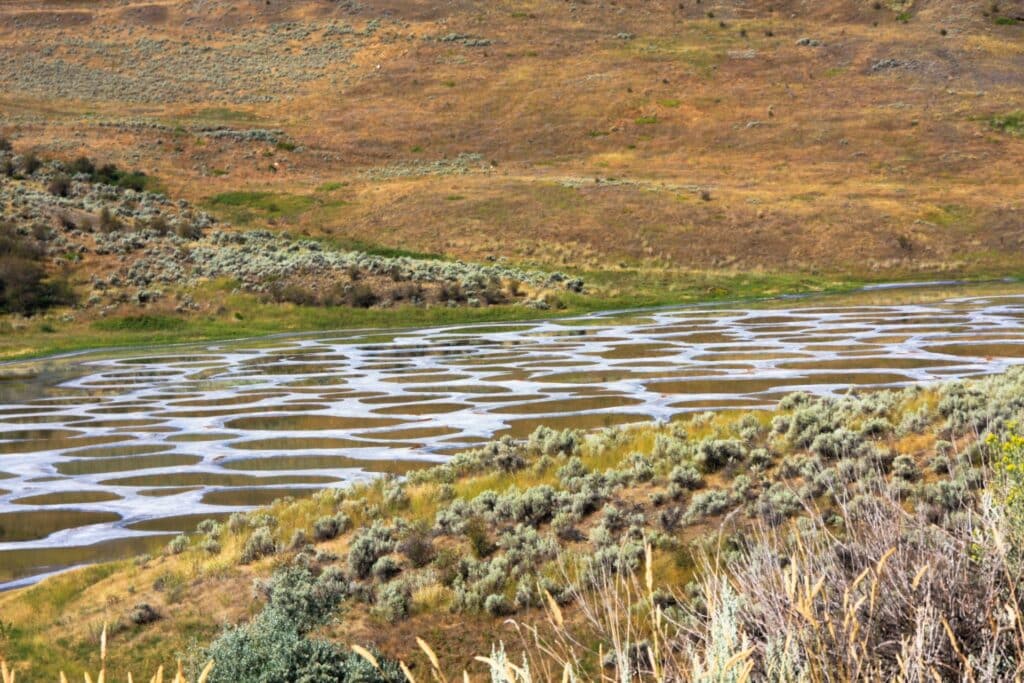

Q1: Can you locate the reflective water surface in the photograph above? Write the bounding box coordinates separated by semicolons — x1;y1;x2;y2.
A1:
3;284;1024;584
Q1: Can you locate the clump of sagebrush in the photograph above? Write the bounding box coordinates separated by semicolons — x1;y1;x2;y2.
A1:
166;534;189;555
342;375;1024;621
90;368;1024;665
313;512;350;541
67;155;151;192
206;561;404;683
347;522;395;579
240;527;278;564
490;464;1024;683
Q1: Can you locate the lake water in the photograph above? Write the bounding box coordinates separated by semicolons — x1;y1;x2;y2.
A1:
3;283;1024;585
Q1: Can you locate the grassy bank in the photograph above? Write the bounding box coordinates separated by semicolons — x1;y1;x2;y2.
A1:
3;367;1023;680
0;268;841;361
5;269;1023;363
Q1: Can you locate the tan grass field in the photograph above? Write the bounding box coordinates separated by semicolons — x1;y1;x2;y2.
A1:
1;0;1021;278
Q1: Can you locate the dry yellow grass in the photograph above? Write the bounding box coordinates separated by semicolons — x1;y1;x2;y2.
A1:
0;0;1020;281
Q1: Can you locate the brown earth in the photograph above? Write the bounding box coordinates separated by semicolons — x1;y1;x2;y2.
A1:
0;0;1021;283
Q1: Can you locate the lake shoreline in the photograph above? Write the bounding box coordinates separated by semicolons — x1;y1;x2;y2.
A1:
2;274;1019;365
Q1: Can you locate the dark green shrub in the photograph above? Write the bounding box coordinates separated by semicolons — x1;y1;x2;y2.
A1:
94;163;149;191
990;111;1024;136
129;603;161;626
0;223;68;314
0;255;47;314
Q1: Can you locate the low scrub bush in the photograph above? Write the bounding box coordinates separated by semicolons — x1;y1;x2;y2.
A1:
166;534;189;555
348;523;395;579
240;527;278;564
397;524;436;568
0;222;73;314
313;513;350;541
694;439;745;471
375;580;411;623
207;563;402;683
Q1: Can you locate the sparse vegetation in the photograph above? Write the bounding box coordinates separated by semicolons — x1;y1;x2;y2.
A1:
1;0;1024;677
6;368;1024;677
990;111;1024;136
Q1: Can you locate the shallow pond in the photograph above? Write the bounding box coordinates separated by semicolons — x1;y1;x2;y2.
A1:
2;284;1024;585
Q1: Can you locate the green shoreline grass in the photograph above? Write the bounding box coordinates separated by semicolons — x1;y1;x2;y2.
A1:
2;269;1021;363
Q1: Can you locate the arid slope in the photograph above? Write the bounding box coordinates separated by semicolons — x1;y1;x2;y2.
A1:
0;0;1021;279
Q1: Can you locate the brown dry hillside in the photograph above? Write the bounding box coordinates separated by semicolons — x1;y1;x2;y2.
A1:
1;0;1022;278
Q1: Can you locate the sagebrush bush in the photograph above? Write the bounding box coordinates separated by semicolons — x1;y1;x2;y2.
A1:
254;564;348;632
686;489;732;520
240;527;277;564
312;513;350;541
207;563;401;683
668;463;703;490
892;454;921;481
371;556;401;581
484;593;514;617
166;534;189;555
376;580;412;623
227;512;248;534
754;483;802;525
397;524;435;568
527;426;582;457
694;439;746;471
348;523;394;579
196;519;220;535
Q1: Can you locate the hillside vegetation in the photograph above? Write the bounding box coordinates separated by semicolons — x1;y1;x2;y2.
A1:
1;0;1024;680
0;0;1022;357
4;368;1024;680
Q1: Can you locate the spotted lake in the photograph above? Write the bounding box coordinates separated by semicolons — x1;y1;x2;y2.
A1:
3;284;1024;586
